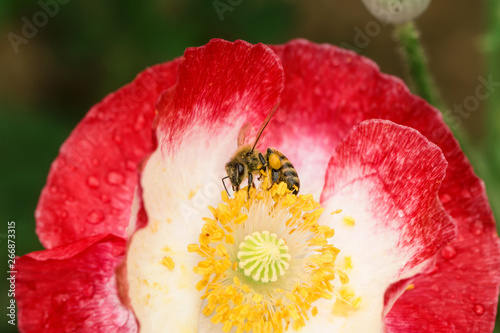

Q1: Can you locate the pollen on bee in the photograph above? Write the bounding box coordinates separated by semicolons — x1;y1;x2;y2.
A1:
162;256;175;270
342;215;356;226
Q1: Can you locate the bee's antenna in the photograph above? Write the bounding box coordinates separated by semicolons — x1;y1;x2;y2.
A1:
250;105;279;153
221;176;231;197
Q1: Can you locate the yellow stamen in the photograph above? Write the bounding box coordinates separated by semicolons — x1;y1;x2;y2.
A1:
190;178;349;332
161;256;175;270
343;215;356;226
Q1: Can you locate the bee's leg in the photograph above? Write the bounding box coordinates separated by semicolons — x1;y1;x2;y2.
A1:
267;168;280;190
259;152;267;168
247;172;254;197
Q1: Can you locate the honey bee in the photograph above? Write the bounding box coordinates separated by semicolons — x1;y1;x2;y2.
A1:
223;108;300;195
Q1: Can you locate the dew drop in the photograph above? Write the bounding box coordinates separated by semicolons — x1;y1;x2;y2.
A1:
49;186;58;194
470;221;484;236
113;133;123;144
112;308;130;327
134;114;146;131
473;304;485;316
83;284;95;298
51;292;69;309
64;321;78;332
126;160;136;171
397;210;404;217
440;194;452;204
87;176;100;189
57;210;68;219
87;210;105;224
461;189;472;199
64;195;75;205
107;171;124;185
441;245;457;260
100;193;111;203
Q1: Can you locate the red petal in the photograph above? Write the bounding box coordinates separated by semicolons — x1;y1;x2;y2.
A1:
16;234;136;333
156;39;284;152
268;40;500;331
321;119;455;278
36;61;181;249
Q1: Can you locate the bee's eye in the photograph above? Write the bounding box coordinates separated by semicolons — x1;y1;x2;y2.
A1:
237;163;244;175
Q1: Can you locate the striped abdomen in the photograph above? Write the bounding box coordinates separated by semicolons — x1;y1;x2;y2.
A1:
267;148;300;194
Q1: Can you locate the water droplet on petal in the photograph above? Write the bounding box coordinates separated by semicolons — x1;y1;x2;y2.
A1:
107;171;124;185
51;292;69;309
49;186;58;194
112;306;130;327
397;210;404;217
100;194;111;203
126;160;136;171
57;210;68;219
470;221;484;236
474;304;485;316
134;114;146;131
87;176;100;189
87;210;105;224
64;321;78;332
461;189;472;199
441;245;457;260
113;133;122;144
83;284;95;298
440;194;451;204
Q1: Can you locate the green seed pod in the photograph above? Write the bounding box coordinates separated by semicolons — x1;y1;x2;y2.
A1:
361;0;431;25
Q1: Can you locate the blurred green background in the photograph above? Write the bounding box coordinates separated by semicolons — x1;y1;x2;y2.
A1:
1;0;499;332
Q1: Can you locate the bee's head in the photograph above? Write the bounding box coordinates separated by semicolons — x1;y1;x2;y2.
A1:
225;161;246;191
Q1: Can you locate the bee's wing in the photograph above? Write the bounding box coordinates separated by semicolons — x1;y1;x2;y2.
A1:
237;122;252;147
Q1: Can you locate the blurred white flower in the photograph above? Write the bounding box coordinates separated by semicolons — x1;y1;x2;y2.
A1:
361;0;431;25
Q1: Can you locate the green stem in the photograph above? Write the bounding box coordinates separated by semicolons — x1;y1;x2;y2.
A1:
393;21;444;110
485;0;500;168
484;0;500;224
394;20;500;226
393;21;472;148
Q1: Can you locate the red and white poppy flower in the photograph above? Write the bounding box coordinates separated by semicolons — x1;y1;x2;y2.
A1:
16;39;500;332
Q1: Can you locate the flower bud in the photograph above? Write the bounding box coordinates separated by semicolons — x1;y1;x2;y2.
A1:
361;0;431;25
